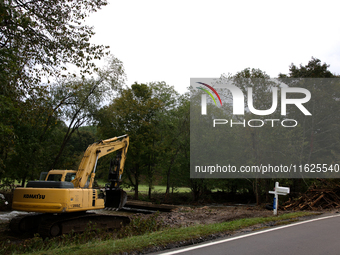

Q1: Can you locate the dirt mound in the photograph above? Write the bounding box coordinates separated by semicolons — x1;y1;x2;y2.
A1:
153;206;274;227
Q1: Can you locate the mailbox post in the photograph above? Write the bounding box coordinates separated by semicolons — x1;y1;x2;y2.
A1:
269;182;290;215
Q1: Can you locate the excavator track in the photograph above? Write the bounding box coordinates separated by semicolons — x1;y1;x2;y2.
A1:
9;213;43;234
10;212;130;238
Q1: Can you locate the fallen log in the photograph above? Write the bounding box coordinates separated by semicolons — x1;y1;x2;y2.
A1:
125;201;177;212
282;180;340;211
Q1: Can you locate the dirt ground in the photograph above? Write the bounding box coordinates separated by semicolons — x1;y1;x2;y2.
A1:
114;204;288;230
0;205;274;236
157;205;275;227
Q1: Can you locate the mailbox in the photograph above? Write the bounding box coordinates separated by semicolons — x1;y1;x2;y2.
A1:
275;186;290;195
269;182;290;215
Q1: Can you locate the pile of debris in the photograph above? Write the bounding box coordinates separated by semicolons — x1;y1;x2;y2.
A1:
282;179;340;211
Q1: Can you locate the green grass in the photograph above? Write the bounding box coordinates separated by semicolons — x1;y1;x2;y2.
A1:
130;185;191;193
95;180;191;194
28;211;318;255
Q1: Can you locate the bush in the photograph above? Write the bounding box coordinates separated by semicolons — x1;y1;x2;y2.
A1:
118;212;164;238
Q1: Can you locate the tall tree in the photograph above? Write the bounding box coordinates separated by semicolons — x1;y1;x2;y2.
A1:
279;57;340;193
216;68;285;204
0;0;110;182
96;83;163;199
49;56;125;169
279;57;335;78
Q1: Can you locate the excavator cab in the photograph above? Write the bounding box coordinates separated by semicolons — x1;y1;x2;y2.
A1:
39;172;48;181
43;170;77;182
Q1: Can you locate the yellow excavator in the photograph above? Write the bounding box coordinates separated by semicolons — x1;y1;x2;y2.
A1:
10;135;130;237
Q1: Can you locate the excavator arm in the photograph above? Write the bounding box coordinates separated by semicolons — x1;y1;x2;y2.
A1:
71;134;129;189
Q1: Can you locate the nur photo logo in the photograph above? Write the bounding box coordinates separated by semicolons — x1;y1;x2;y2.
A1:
196;80;312;128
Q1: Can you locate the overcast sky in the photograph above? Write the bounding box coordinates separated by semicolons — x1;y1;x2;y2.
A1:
86;0;340;94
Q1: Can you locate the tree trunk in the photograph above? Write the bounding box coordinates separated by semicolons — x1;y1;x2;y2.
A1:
134;181;139;200
165;166;171;195
21;175;27;187
148;161;153;200
165;148;179;195
134;169;139;200
148;186;152;199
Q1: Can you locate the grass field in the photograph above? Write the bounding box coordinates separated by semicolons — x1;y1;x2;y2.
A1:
125;185;191;193
95;180;191;194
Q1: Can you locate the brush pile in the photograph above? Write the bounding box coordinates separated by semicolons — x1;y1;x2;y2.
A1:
282;179;340;210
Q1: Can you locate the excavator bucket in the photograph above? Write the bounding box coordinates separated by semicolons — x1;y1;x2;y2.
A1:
105;189;127;209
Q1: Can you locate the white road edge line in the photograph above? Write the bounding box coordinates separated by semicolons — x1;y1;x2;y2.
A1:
159;213;340;255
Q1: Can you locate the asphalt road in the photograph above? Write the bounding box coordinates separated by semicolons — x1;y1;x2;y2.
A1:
154;213;340;255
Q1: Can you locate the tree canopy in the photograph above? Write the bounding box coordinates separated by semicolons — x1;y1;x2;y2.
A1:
1;0;109;97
